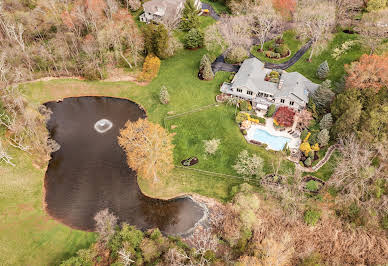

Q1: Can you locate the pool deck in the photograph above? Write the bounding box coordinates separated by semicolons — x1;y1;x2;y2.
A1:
245;118;301;151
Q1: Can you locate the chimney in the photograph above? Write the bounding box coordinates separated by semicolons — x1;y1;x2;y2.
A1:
278;79;284;90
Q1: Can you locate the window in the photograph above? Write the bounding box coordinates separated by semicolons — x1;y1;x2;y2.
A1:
257;92;263;97
280;99;285;103
237;88;243;93
247;90;253;95
290;101;294;106
264;94;268;97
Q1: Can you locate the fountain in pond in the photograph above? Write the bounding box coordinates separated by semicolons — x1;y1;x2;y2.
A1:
94;119;113;133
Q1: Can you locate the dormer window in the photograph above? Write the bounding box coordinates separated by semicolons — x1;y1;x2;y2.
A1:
247;91;253;95
280;99;285;103
290;101;294;106
237;88;242;93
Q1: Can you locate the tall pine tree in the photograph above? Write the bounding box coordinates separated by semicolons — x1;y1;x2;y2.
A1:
180;0;199;31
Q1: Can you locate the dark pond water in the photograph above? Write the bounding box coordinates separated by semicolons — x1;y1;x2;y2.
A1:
44;96;205;235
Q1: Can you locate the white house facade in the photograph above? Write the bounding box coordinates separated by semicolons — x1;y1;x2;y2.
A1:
220;58;319;111
140;0;201;24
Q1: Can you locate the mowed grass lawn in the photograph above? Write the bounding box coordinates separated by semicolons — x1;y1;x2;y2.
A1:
165;105;294;176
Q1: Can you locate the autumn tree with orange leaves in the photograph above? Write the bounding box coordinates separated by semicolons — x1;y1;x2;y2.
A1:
272;0;296;19
345;54;388;92
118;119;174;183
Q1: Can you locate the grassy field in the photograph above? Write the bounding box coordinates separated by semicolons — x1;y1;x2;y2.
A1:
288;31;366;83
250;30;303;64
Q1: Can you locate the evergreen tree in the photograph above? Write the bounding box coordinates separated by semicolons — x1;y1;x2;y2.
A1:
180;0;200;31
317;129;330;146
143;23;169;59
159;86;170;104
199;54;214;80
316;60;330;80
311;80;335;115
319;113;333;130
183;28;203;49
331;89;362;138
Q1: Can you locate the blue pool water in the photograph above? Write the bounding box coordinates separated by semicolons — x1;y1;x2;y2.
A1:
251;128;291;151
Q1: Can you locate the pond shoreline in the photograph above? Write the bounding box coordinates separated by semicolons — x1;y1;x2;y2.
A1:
43;96;209;237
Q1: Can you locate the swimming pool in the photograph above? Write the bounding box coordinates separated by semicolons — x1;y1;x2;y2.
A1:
249;128;291;151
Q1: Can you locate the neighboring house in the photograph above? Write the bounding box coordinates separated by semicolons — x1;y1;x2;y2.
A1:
140;0;201;24
220;58;319;111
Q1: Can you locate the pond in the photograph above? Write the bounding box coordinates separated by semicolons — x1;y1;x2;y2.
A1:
44;96;206;235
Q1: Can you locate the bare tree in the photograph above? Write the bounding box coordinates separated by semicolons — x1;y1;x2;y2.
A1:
123;0;141;11
0;141;15;167
218;15;252;49
94;208;118;243
329;0;364;27
328;135;387;219
104;0;119;20
118;248;135;266
356;9;388;54
250;0;282;51
294;0;336;61
204;24;227;56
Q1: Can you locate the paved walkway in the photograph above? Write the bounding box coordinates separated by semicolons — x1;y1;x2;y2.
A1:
211;40;313;73
201;3;220;21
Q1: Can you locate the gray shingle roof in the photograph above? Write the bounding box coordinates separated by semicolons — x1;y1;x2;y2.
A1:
231;58;319;103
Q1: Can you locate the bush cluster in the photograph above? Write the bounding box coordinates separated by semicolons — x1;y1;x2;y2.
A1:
138;54;161;82
225;46;249;64
183;28;204;49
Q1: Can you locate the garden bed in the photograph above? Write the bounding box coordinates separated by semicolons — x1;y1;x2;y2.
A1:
302;176;325;194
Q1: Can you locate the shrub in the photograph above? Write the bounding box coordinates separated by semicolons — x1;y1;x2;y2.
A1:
239;100;252;111
273;106;295;127
304;208;321;226
236;112;250;123
367;0;387;11
304;157;312;167
159;86;169;104
183;28;203;49
306;180;320;191
140;238;160;262
138;54;161;82
300;129;309;141
242;129;247;135
275;44;289;57
317;129;330;146
319;113;333;130
225;46;249;64
266;104;276;117
258;117;265;124
316;60;330;80
203;138;221;155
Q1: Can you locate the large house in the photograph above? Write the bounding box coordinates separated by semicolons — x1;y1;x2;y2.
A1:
140;0;201;24
221;58;319;111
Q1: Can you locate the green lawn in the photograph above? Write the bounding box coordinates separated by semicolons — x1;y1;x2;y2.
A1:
165;105;294;176
250;30;303;63
288;32;366;83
